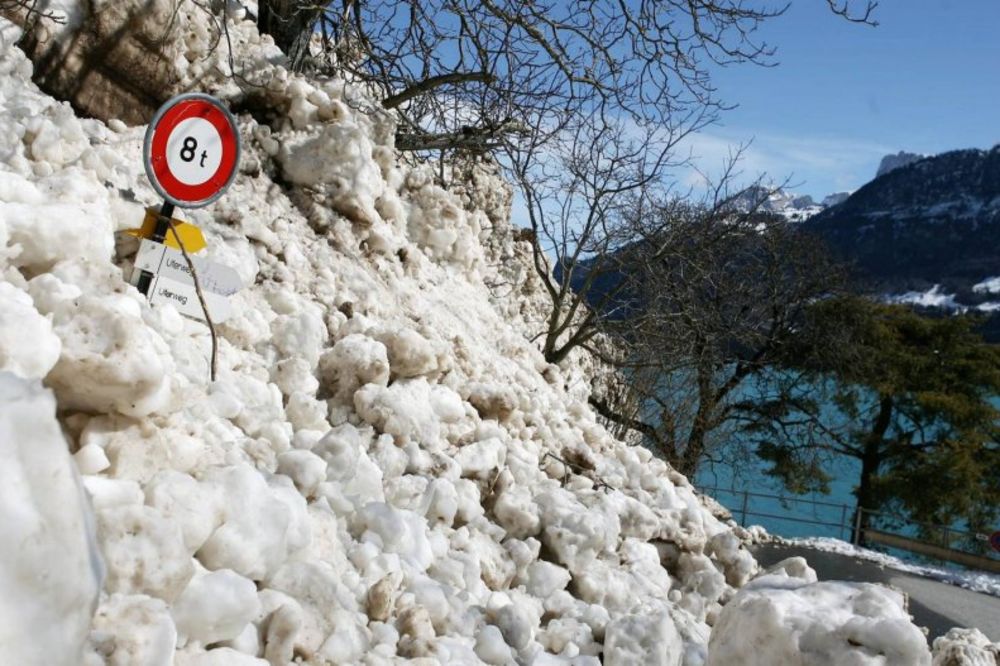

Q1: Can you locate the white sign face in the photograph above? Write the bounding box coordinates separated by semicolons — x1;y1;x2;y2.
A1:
135;239;242;296
165;117;224;186
148;274;232;323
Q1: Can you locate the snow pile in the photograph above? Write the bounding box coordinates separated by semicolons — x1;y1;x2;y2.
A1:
932;628;1000;666
0;5;966;665
0;374;103;664
707;559;932;665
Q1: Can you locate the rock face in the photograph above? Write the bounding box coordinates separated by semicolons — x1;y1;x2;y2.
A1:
821;191;851;208
876;151;925;178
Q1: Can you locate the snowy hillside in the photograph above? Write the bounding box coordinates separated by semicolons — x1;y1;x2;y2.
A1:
806;145;1000;335
0;4;992;665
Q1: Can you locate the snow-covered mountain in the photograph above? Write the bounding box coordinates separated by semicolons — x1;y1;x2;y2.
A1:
733;152;927;224
730;186;826;222
805;145;1000;327
0;4;993;665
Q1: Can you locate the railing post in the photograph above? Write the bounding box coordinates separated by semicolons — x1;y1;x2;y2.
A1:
839;505;847;541
853;508;864;546
740;490;749;527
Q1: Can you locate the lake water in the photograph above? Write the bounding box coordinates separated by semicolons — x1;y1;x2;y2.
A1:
691;431;1000;576
684;379;1000;568
694;445;862;541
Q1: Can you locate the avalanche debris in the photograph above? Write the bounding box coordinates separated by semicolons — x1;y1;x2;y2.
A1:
0;5;978;665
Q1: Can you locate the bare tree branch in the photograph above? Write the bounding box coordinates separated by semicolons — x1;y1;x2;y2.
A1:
382;71;494;109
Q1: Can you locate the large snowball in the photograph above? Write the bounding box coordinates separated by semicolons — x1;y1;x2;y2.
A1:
172;569;261;646
0;374;103;665
603;606;683;666
706;574;932;666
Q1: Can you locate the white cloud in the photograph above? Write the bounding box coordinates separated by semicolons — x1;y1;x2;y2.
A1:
675;128;896;197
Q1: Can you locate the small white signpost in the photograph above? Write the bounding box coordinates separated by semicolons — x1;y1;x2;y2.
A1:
134;239;242;296
147;273;233;323
134;238;240;323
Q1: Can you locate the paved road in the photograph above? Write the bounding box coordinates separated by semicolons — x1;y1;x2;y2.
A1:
752;543;1000;642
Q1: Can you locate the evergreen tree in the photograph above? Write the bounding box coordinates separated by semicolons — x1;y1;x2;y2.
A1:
753;296;1000;548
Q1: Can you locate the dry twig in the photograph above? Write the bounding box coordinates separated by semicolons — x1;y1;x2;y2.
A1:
165;216;219;382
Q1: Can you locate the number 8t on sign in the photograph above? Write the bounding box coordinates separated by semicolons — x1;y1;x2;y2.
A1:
144;93;240;208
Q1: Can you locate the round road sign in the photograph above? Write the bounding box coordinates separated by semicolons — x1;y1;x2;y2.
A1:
143;93;240;208
991;531;1000;554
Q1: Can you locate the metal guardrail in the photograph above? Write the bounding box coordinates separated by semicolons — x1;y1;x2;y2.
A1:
699;485;999;570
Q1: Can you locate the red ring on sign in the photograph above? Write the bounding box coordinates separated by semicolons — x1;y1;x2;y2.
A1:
150;99;238;205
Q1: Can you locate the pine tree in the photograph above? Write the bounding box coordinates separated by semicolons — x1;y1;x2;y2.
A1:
755;296;1000;548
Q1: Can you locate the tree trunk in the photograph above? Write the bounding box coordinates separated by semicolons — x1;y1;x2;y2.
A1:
257;0;321;72
853;394;893;545
679;361;715;477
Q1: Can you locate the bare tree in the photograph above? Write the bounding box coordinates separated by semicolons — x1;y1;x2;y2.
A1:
254;1;875;145
244;1;878;368
509;113;705;364
256;0;320;72
588;171;846;476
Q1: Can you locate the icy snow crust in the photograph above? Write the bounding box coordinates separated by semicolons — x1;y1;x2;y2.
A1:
782;537;1000;597
0;7;950;665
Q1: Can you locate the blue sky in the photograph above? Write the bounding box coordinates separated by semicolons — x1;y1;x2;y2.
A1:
681;0;1000;199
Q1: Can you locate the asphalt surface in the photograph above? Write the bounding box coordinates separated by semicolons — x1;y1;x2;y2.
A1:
751;543;1000;642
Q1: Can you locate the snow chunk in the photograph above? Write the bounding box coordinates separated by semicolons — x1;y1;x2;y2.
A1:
604;607;683;666
97;504;193;602
278;114;385;225
172;568;261;646
277;449;328;498
931;628;999;666
90;594;177;666
0;374;101;666
355;378;464;445
1;172;113;273
406;176;483;269
475;624;515;665
455;437;506;479
319;333;389;402
44;292;173;417
706;575;932;665
0;281;61;378
145;471;224;555
196;464;311;581
522;561;572;599
376;327;441;379
359;502;434;571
